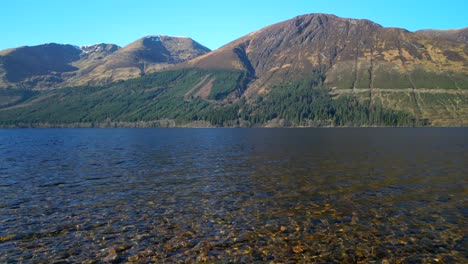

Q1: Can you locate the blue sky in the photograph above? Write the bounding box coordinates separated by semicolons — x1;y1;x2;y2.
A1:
1;0;467;51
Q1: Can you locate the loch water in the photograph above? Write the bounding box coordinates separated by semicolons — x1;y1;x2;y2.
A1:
0;128;466;262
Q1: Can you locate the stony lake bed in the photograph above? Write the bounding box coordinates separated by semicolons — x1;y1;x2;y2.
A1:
0;128;466;263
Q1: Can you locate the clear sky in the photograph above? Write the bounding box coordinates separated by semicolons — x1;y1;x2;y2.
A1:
1;0;467;51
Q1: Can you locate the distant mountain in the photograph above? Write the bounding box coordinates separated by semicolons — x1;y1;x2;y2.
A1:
185;14;467;95
416;28;468;43
0;14;466;127
0;43;83;89
0;36;210;89
70;36;211;86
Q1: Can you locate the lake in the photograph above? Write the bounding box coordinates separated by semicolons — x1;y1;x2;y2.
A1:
0;128;466;263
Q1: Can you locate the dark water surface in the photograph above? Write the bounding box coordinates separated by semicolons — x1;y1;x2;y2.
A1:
0;128;466;263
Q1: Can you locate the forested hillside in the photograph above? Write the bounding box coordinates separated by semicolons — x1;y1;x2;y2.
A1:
0;69;424;127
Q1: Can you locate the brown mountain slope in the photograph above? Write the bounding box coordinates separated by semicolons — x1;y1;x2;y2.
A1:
71;36;211;86
73;44;121;69
0;36;210;89
417;28;468;43
185;14;467;96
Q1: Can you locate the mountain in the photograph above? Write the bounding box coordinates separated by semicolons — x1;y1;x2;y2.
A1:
181;14;467;125
185;14;467;94
417;28;468;43
0;36;210;89
68;36;211;86
0;43;83;89
0;14;466;127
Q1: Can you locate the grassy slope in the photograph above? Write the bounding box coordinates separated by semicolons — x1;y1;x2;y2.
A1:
351;91;468;126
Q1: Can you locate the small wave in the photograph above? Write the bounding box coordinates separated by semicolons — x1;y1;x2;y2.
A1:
38;182;67;188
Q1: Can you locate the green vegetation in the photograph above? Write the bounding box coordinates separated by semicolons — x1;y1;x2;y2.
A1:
0;89;39;108
372;65;413;89
416;93;468;126
0;69;426;127
240;78;421;127
209;71;247;100
0;69;242;126
411;69;459;89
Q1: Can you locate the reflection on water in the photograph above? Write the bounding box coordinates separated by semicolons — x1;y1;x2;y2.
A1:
0;128;466;262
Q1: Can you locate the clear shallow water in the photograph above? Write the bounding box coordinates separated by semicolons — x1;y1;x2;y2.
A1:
0;128;466;263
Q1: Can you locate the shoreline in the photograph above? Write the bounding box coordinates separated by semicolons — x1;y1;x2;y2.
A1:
0;122;464;129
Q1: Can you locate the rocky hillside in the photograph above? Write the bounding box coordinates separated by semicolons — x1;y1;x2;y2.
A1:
186;14;467;94
0;36;210;89
69;36;211;86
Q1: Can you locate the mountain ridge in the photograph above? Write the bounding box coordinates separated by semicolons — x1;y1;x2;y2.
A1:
0;13;466;127
0;36;210;89
416;28;468;43
183;13;467;98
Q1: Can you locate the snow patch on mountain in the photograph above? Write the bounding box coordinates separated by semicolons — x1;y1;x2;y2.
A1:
145;35;190;42
147;36;161;42
81;44;103;54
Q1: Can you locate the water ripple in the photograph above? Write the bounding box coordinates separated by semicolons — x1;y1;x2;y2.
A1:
0;128;466;262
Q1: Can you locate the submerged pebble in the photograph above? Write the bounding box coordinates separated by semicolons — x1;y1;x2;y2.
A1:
0;129;466;263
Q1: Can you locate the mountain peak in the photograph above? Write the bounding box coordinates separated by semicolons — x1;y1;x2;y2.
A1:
74;35;210;86
291;13;383;28
80;43;120;54
145;35;162;43
144;35;190;40
0;35;210;89
185;13;467;99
